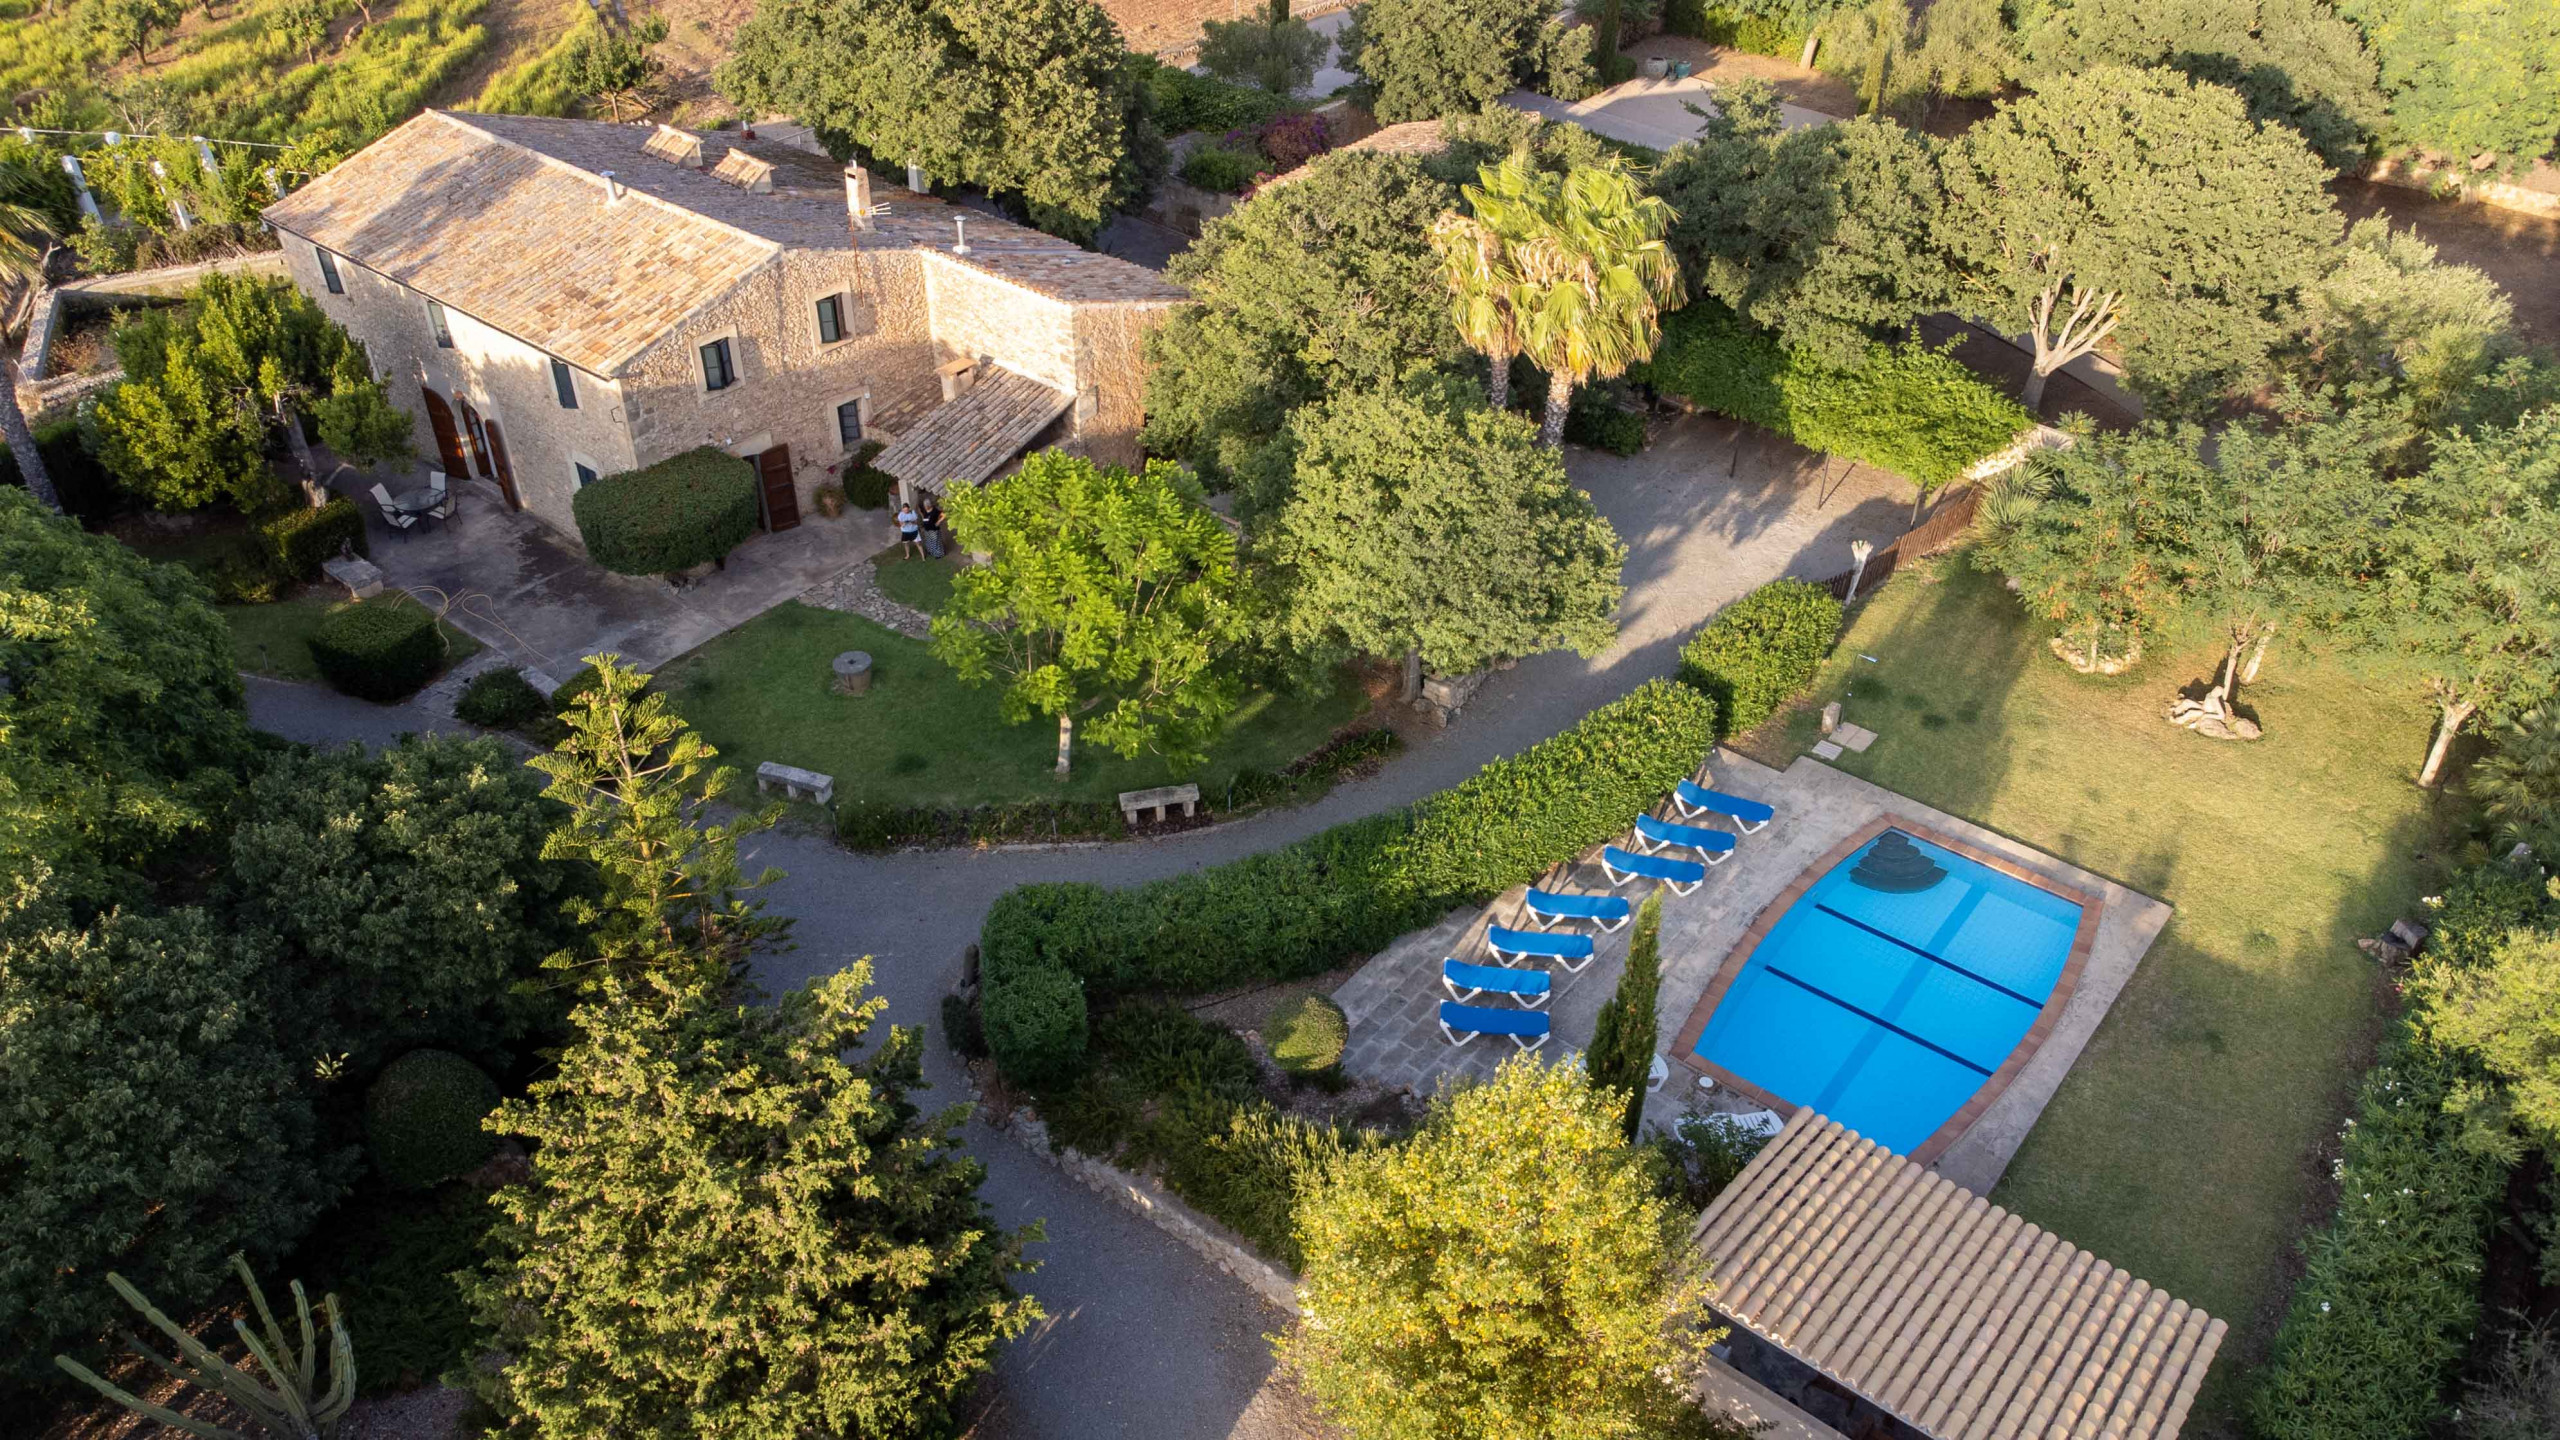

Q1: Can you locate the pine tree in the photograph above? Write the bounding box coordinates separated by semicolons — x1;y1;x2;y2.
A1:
465;661;1041;1436
1585;891;1662;1141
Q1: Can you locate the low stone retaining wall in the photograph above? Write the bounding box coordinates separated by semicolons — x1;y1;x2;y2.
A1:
999;1110;1302;1316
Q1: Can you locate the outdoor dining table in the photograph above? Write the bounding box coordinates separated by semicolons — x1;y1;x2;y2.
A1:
389;488;446;519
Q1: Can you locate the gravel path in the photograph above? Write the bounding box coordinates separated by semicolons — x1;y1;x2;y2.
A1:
241;417;1913;1438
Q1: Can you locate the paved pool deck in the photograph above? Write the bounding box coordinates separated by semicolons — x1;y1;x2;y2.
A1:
1331;751;2172;1194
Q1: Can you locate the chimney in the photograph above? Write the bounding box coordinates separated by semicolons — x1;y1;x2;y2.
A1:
845;164;874;230
600;169;624;203
952;217;969;255
906;163;928;194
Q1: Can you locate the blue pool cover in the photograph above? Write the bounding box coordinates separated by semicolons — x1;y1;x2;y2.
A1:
1691;829;2082;1155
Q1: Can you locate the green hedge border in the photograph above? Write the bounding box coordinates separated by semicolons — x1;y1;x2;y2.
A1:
977;680;1716;1084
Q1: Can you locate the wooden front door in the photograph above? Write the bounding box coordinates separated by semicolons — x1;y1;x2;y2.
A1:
755;444;800;532
457;400;495;479
421;388;470;479
481;420;523;511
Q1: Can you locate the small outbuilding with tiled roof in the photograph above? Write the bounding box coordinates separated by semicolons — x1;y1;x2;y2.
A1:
1690;1110;2226;1440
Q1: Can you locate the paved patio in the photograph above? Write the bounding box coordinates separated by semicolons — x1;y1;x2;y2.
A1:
1502;74;1837;154
331;463;889;674
1332;751;2171;1193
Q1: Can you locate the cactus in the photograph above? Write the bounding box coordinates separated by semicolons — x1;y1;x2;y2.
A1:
54;1253;356;1440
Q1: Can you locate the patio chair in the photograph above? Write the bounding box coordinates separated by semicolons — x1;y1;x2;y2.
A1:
425;470;455;519
1602;845;1707;896
368;483;416;540
1632;813;1736;863
1673;779;1775;834
1523;888;1633;933
1485;924;1596;975
1438;1000;1551;1051
1442;958;1552;1009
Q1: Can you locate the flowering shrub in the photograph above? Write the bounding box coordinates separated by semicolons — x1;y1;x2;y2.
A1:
1253;111;1333;172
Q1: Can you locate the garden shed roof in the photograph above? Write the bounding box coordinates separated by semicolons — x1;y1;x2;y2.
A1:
870;367;1074;493
1692;1111;2227;1440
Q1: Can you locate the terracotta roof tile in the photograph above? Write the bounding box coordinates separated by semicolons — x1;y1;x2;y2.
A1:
263;111;1183;375
1692;1112;2227;1440
871;368;1075;491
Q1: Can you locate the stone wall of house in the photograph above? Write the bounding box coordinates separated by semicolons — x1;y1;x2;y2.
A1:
1070;300;1178;467
621;247;944;514
278;231;642;544
919;256;1081;396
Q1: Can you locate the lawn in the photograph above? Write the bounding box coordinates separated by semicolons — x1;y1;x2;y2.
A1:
656;601;1370;809
223;593;482;686
1769;551;2456;1432
872;547;963;616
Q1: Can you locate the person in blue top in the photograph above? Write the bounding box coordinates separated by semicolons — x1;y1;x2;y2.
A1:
895;500;922;559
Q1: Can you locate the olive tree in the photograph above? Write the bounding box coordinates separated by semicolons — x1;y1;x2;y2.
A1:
1938;65;2339;417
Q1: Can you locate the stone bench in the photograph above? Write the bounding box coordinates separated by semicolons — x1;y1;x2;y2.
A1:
756;761;835;807
322;555;385;599
1118;782;1200;826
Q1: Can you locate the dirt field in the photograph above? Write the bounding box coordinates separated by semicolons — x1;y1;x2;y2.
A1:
2334;179;2560;352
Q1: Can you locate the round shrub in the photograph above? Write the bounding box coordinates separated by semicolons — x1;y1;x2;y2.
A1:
1676;578;1843;738
454;666;546;728
1266;993;1347;1078
982;960;1089;1087
365;1048;501;1189
309;594;445;702
570;446;761;576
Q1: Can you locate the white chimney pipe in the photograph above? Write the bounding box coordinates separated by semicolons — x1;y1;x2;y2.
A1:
952;217;969;255
600;169;623;203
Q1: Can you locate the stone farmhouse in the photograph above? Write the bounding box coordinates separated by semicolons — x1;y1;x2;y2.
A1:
262;110;1186;548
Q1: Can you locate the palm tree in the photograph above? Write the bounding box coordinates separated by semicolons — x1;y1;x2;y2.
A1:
1429;170;1532;413
0;157;60;512
1509;158;1683;448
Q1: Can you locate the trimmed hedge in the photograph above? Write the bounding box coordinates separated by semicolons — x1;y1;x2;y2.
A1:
838;798;1130;852
1267;994;1348;1078
365;1049;501;1189
571;446;761;576
1181;145;1262;194
454;667;548;729
309;594;445;702
2247;863;2541;1438
843;440;895;510
978;680;1717;1082
1639;302;2030;489
259;497;368;580
1677;579;1844;738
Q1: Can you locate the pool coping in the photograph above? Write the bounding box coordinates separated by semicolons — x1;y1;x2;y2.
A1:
1666;813;2103;1169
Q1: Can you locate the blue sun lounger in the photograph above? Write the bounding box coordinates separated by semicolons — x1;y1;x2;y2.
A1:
1523;888;1634;933
1442;958;1553;1008
1485;924;1596;974
1632;813;1737;863
1602;845;1708;895
1439;1000;1553;1050
1672;780;1775;834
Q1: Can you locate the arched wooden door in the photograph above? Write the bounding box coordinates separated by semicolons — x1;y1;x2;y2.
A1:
481;420;523;511
420;388;470;480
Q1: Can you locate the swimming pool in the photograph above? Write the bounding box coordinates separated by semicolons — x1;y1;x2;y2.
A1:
1683;826;2089;1158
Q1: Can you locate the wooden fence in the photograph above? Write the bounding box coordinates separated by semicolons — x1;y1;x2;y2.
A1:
1814;423;2073;601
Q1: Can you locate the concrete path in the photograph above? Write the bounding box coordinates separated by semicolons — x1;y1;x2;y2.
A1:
242;413;1916;1439
336;465;881;676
